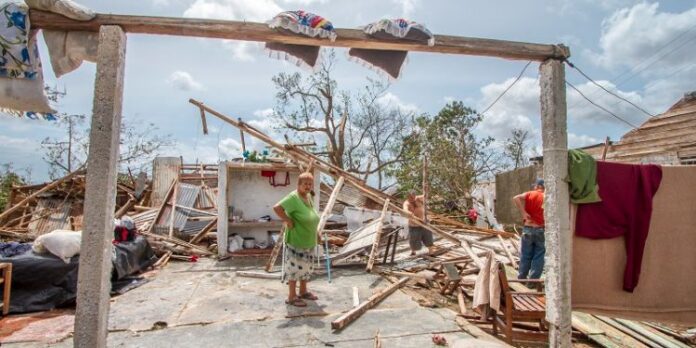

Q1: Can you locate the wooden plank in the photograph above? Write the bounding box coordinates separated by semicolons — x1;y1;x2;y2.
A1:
29;10;569;62
457;287;468;315
497;235;518;268
366;199;389;272
318;176;344;233
614;319;687;348
596;316;660;348
352;287;360;307
264;225;286;272
189;217;217;244
199;107;208;135
168;181;179;237
331;277;409;331
148;181;175;233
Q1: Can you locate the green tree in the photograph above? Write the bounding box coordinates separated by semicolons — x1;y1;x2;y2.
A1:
391;101;502;209
0;163;29;211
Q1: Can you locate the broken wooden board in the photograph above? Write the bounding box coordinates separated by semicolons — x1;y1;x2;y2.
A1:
331;277;409;330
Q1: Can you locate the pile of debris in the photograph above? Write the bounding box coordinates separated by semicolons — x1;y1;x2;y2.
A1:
0;163;221;267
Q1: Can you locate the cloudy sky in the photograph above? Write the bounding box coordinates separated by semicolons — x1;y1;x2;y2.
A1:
2;0;695;182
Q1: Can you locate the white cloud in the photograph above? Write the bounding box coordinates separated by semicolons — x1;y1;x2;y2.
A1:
252;108;274;118
151;0;170;7
376;92;420;114
568;133;601;148
591;3;696;74
167;71;204;91
280;0;327;4
183;0;282;61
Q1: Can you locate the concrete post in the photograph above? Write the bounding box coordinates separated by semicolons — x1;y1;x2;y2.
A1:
74;26;127;348
539;59;571;347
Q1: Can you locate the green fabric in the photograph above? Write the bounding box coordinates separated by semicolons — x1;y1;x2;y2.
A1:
568;149;602;204
279;190;319;249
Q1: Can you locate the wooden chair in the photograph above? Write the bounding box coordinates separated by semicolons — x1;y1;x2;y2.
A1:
0;262;12;316
492;263;548;344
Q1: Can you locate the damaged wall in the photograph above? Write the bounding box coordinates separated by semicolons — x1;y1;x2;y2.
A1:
494;165;539;225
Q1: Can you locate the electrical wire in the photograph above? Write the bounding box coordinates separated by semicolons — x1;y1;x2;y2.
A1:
566;80;638;129
478;61;532;116
566;60;655;118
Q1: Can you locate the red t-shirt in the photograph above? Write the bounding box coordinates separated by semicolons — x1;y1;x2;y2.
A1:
524;190;545;226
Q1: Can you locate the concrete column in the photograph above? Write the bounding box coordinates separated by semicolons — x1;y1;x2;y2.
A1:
217;161;229;257
74;26;127;348
539;59;571;347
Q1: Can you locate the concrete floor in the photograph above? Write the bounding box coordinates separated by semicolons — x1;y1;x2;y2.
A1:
3;258;497;348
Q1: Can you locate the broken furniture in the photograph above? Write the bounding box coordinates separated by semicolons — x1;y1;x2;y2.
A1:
492;263;547;344
1;262;11;316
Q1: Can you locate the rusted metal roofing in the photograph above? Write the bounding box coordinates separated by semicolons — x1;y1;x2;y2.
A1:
27;198;74;236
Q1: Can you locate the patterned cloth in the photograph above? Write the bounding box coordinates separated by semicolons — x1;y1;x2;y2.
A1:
349;18;434;80
282;244;316;282
266;10;336;70
363;18;434;46
268;10;336;41
0;2;38;79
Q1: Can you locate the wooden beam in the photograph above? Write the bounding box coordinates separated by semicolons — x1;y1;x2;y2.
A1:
168;180;179;238
331;277;409;330
317;176;344;233
497;234;518;268
366;199;389;272
190;99;464;247
601;136;610;160
422;155;429;224
29;10;570;62
199;107;208;135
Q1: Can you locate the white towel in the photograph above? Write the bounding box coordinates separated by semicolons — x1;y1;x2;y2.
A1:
472;250;502;313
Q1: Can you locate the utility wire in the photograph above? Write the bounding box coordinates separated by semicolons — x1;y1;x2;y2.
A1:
566;80;638;129
566;60;655;118
478;61;532;116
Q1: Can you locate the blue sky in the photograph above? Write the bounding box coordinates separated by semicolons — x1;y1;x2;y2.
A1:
1;0;695;182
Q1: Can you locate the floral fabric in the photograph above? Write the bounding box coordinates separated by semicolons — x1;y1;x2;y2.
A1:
282;244;316;282
0;2;38;79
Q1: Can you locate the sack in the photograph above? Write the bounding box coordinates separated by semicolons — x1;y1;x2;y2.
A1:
0;35;55;114
24;0;95;21
33;229;82;263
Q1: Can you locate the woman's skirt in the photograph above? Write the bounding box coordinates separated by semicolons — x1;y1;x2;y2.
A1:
282;243;316;282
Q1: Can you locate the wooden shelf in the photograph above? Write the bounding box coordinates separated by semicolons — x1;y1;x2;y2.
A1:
229;221;284;228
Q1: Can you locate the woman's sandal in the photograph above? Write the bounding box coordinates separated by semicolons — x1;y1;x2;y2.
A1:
285;298;307;307
299;292;318;300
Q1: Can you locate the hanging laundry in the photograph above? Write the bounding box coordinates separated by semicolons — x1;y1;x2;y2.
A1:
265;10;336;70
0;2;38;79
572;165;696;325
43;31;98;78
575;161;662;292
0;2;55;117
348;19;434;80
567;149;601;204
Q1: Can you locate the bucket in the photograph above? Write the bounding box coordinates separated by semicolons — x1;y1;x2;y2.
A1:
242;237;256;249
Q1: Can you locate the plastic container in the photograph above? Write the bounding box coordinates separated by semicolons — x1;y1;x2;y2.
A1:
242;237;256;249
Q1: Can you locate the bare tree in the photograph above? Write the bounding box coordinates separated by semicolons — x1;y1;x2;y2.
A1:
504;128;531;169
272;51;414;186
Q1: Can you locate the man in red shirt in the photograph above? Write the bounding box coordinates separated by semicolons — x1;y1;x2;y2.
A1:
512;179;545;279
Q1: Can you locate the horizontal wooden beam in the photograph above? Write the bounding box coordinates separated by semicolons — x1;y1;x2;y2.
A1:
29;10;569;61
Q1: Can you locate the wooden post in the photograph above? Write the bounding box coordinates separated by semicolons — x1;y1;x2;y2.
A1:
366;199;390;272
74;25;126;348
331;277;409;330
199;107;208;135
168;180;179;237
601;136;610;160
539;59;571;348
238;118;246;153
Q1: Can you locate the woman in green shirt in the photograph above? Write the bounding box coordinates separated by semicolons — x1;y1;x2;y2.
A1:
273;172;320;307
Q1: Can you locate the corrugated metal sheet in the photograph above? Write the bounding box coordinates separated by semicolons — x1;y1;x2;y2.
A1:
195;187;217;209
151;157;180;207
153;183;200;235
28;198;73;236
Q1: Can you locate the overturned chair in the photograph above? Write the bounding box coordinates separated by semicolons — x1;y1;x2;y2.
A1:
492;263;548;344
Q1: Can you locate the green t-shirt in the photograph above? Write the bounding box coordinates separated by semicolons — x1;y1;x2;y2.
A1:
279;190;319;249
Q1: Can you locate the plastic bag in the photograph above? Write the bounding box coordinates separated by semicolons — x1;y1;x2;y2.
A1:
33;229;82;263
